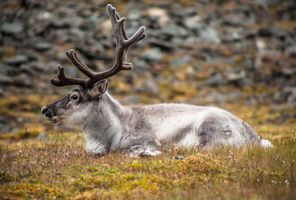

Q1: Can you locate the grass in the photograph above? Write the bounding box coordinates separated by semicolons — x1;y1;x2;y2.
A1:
0;129;295;199
0;94;295;199
0;133;295;199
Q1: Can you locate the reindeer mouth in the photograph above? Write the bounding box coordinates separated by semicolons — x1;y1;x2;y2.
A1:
42;115;62;124
48;116;61;124
41;106;64;124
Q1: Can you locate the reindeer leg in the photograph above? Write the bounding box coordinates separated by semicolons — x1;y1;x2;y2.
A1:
126;145;161;157
121;136;162;157
139;148;162;157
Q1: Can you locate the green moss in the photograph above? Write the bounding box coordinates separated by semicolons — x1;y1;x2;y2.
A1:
0;171;14;183
0;183;63;199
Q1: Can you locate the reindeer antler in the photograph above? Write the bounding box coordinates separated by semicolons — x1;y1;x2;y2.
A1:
51;4;146;88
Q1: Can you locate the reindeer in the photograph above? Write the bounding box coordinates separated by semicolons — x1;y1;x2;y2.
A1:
41;4;272;157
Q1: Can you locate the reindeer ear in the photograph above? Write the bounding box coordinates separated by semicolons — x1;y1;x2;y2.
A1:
88;80;109;98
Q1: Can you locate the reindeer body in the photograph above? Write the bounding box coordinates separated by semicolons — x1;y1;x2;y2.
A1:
68;93;270;156
42;4;272;157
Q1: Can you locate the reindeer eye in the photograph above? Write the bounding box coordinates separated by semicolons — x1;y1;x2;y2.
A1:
70;94;79;101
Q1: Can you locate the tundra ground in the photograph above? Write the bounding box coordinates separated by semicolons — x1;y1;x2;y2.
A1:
0;94;295;200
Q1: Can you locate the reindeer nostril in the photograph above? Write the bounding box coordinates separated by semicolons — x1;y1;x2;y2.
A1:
41;106;49;115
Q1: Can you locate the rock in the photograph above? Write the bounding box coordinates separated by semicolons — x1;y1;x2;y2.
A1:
258;28;274;37
244;29;257;39
32;11;53;34
286;88;296;104
0;74;13;85
227;71;248;86
145;7;169;27
56;50;69;61
28;61;46;72
174;155;185;160
0;64;13;75
64;64;79;78
33;42;52;51
99;19;112;36
255;38;267;52
148;39;174;51
1;22;24;35
184;15;201;31
19;64;38;75
142;48;163;62
199;26;221;44
37;132;48;141
205;92;241;103
50;18;71;29
285;44;296;57
143;80;159;96
221;28;243;42
205;73;226;87
172;7;196;18
12;74;33;87
0;122;12;133
4;55;29;66
276;87;296;104
127;9;142;21
23;50;39;62
194;64;201;72
77;8;92;18
78;19;95;31
123;95;140;104
133;58;150;70
0;88;4;97
222;11;254;27
169;57;190;69
161;24;188;37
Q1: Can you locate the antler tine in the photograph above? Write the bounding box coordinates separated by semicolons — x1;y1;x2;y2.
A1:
86;4;145;82
114;12;146;62
50;4;146;88
106;3;145;50
126;26;146;45
50;66;86;87
115;13;128;40
66;49;97;78
115;12;146;43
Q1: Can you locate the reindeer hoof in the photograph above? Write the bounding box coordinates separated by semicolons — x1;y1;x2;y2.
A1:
139;149;162;157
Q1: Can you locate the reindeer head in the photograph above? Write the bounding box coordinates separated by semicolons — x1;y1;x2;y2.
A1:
41;4;145;124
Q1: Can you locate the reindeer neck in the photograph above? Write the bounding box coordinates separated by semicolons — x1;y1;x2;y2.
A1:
82;92;126;151
101;92;126;118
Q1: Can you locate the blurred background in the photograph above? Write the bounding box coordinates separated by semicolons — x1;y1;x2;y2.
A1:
0;0;295;134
